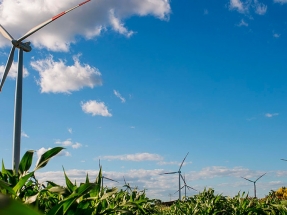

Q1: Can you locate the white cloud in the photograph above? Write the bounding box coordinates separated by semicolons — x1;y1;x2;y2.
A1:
229;0;248;13
157;161;193;166
55;139;83;149
109;9;134;37
114;90;126;103
274;0;287;4
0;62;29;80
204;9;209;15
273;33;280;38
228;0;267;15
254;0;267;15
68;128;73;134
81;100;112;117
265;113;279;118
100;153;163;162
0;0;171;51
21;131;29;138
72;142;82;149
237;19;248;27
30;55;102;94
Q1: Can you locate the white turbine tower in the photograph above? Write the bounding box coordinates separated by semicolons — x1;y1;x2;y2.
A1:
0;0;91;172
160;152;189;200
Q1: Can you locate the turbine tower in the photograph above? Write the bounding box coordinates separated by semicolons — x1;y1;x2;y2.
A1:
160;152;189;200
241;173;266;198
0;0;91;172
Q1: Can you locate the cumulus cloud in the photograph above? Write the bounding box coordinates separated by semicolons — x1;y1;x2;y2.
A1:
109;9;134;37
114;90;126;103
265;113;279;118
81;100;112;117
0;62;29;80
55;139;82;149
30;55;102;94
100;153;163;162
228;0;267;15
0;0;171;51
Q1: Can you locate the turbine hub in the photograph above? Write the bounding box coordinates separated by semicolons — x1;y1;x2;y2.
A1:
11;40;32;52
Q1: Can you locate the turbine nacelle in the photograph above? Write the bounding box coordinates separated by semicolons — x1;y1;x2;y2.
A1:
12;40;32;52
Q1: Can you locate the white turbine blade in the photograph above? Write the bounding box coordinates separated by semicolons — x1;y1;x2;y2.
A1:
0;24;14;41
241;176;253;183
17;0;91;42
0;46;15;91
255;173;266;182
179;152;189;171
281;159;287;162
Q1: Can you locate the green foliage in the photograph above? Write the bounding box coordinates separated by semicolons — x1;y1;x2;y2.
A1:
2;147;287;215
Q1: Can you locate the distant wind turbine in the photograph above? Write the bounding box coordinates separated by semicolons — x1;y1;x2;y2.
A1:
241;173;266;198
0;0;91;172
99;159;118;188
160;152;189;200
174;174;197;199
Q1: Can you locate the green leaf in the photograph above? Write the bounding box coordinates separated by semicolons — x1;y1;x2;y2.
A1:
62;167;76;193
34;147;64;171
0;180;15;195
18;150;34;176
13;171;34;194
85;173;89;184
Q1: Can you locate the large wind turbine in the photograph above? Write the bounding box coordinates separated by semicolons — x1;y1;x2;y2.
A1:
0;0;91;172
241;173;266;198
160;152;189;200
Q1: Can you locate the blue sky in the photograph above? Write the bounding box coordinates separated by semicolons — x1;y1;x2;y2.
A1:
1;0;287;201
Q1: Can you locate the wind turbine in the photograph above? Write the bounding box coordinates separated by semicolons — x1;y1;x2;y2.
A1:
0;0;91;172
241;173;266;198
99;159;118;189
160;152;189;200
174;174;197;199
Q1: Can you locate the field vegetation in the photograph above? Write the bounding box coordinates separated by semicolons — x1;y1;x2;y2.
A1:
1;147;287;214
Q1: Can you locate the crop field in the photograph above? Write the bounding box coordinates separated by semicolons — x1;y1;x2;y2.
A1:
1;147;287;215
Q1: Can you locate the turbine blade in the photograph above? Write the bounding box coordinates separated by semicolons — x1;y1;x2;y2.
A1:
17;0;91;42
281;159;287;162
103;176;118;183
255;173;266;182
187;185;197;191
241;176;254;183
179;152;189;171
0;24;14;41
0;46;15;91
180;174;187;185
160;171;178;175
